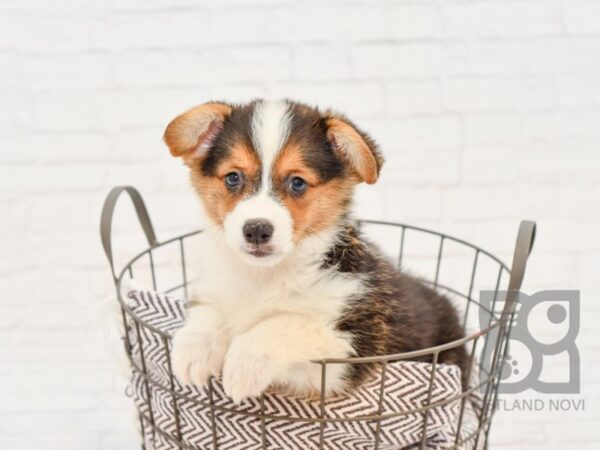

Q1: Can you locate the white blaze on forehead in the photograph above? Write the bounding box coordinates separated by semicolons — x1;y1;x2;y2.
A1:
251;100;291;192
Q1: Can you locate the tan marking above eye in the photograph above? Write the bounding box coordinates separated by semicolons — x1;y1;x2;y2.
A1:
273;143;320;186
214;143;260;179
185;141;259;225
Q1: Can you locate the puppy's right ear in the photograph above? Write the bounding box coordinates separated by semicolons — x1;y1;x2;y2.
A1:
163;102;231;164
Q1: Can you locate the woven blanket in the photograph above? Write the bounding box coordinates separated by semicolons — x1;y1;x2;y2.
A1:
125;290;480;450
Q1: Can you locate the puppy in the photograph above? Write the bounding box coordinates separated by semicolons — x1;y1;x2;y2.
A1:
165;99;467;402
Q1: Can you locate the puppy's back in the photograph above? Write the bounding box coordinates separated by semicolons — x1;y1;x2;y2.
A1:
329;225;468;388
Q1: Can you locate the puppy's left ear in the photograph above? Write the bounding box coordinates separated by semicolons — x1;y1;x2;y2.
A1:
325;114;384;184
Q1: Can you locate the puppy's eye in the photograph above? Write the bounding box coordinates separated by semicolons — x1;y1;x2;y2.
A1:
224;171;242;188
289;176;308;194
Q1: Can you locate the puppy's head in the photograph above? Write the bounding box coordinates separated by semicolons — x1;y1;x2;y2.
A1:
164;99;383;267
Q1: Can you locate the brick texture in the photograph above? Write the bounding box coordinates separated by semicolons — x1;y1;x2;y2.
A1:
1;1;599;449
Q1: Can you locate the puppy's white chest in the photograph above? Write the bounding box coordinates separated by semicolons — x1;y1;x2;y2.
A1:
193;258;361;336
188;230;363;340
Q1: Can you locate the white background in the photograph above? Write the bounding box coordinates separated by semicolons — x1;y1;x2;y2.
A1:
1;0;599;449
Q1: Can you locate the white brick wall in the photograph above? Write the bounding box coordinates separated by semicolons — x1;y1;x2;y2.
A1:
1;0;599;448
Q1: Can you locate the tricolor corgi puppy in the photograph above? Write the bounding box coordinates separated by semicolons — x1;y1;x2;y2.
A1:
166;99;466;403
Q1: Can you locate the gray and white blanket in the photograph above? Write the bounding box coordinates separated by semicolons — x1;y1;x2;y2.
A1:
125;290;481;450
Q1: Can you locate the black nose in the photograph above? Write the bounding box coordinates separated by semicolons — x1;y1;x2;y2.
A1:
243;219;274;245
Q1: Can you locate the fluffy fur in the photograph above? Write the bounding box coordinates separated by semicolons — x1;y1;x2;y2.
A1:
166;99;466;403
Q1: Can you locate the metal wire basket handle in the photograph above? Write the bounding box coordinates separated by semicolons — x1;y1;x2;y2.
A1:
100;185;158;282
501;220;537;321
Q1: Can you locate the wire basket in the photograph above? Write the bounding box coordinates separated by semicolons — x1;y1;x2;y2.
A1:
101;186;536;450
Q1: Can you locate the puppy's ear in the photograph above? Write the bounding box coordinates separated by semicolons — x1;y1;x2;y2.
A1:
163;102;231;163
325;114;384;184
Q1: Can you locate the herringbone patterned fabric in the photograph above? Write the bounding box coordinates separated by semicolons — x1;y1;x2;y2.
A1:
125;290;481;450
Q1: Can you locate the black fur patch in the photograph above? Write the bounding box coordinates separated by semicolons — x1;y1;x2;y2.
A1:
325;223;469;389
284;102;345;182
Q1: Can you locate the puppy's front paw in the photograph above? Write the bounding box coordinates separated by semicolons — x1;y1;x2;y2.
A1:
171;327;228;386
222;342;282;403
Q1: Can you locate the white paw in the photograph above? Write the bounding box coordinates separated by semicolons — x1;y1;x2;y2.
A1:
171;327;228;386
222;342;282;403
